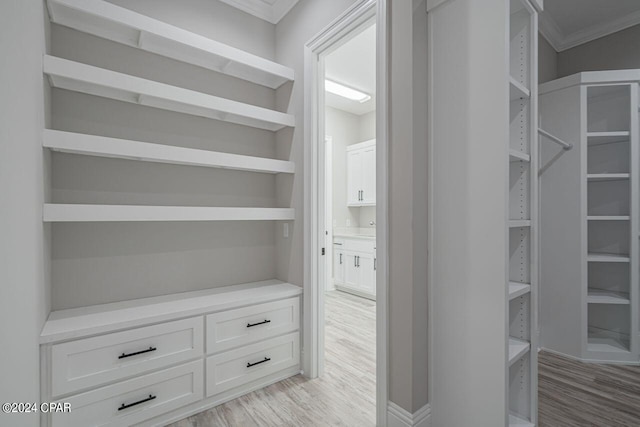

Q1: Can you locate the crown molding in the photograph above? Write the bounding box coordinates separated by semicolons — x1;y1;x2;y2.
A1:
540;8;640;52
218;0;299;24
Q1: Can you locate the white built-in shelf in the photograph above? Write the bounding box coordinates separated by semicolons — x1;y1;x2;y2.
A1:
587;253;631;263
587;290;630;305
509;220;531;228
587;329;630;353
587;216;630;221
46;0;294;89
509;76;530;101
43;55;295;132
587;173;630;182
587;131;630;146
509;149;530;163
509;282;531;300
43;204;295;222
509;414;534;427
40;280;302;343
43;129;295;174
508;338;530;366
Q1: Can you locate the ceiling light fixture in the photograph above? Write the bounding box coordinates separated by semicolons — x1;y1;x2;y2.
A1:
325;79;371;103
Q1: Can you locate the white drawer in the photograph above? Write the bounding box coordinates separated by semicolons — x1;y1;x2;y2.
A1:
51;317;203;397
51;360;203;427
206;297;299;354
343;238;375;253
206;332;299;397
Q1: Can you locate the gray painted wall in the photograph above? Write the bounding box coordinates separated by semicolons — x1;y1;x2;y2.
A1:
558;24;640;78
539;34;558;83
48;2;284;309
0;2;50;426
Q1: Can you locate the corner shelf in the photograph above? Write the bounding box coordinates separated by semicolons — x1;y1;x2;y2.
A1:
510;76;530;101
587;216;630;221
587;328;630;353
587;290;630;305
587;173;630;182
509;282;531;300
587;253;631;263
587;131;630;146
43;129;295;174
509;414;534;427
508;338;530;366
43;55;295;132
509;220;531;228
509;149;530;163
46;0;294;89
43;204;295;222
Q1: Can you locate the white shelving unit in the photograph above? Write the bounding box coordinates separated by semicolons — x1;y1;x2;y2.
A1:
44;55;295;131
46;0;294;89
540;71;639;364
507;0;539;424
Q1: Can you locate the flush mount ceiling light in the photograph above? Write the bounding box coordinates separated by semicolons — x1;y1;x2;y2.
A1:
325;79;371;103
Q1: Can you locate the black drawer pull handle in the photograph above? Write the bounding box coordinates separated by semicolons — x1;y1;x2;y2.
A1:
247;319;271;328
118;394;156;411
247;357;271;368
119;346;157;359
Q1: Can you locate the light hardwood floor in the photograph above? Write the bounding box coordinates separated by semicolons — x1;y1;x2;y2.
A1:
168;291;376;427
538;350;640;427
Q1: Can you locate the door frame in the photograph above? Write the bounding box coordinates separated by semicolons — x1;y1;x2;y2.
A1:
303;0;389;425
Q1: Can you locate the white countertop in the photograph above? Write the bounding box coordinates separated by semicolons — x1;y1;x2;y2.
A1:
333;228;376;240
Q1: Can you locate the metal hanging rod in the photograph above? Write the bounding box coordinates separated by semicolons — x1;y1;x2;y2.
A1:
539;128;573;150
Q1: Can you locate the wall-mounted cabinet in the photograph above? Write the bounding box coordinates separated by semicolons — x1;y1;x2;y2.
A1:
540;71;639;364
347;139;376;207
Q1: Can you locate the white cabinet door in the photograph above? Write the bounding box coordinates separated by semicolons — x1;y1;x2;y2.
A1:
361;145;376;205
333;248;345;285
347;150;362;206
344;252;359;288
358;252;376;296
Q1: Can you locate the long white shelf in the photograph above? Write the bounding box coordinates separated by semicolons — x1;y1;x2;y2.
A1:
509;281;531;300
509;149;530;163
587;253;630;263
587;290;630;305
508;338;530;366
509;414;534;427
509;220;531;228
43;204;295;222
587;173;630;182
43;55;295;132
46;0;294;89
510;76;530;101
587;216;630;221
40;280;302;343
587;329;630;354
43;129;295;174
587;131;630;146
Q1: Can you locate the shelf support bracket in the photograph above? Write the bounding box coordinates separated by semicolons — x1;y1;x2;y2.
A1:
539;128;573;150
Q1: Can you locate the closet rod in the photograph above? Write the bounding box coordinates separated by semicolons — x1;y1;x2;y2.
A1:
539;128;573;150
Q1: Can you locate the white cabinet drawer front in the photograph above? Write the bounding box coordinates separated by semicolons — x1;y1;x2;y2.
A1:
206;298;299;354
206;332;299;397
51;360;203;427
343;239;375;253
52;317;203;397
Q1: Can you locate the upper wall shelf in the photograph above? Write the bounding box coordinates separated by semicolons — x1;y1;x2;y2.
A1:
43;204;295;222
43;129;295;174
46;0;294;89
587;173;630;182
587;132;630;146
44;56;295;132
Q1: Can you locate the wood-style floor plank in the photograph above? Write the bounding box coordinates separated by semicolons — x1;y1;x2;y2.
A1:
538;350;640;427
167;291;376;427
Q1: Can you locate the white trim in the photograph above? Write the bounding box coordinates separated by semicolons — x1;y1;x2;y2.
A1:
303;1;388;426
540;8;640;52
217;0;299;24
387;402;432;427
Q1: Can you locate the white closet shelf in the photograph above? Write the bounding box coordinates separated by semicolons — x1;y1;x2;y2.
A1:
509;414;534;427
43;56;295;132
508;338;530;366
587;330;630;353
509;282;531;300
40;280;302;343
587;290;630;305
509;220;531;228
509;149;530;162
587;216;630;221
43;204;295;222
509;76;530;100
587;253;630;263
587;131;630;146
46;0;294;89
43;129;295;174
587;173;630;182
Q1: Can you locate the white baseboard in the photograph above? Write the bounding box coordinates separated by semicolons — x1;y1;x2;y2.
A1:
387;401;431;427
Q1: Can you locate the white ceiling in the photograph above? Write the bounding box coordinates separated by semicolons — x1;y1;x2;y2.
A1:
540;0;640;52
218;0;298;24
324;24;376;116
